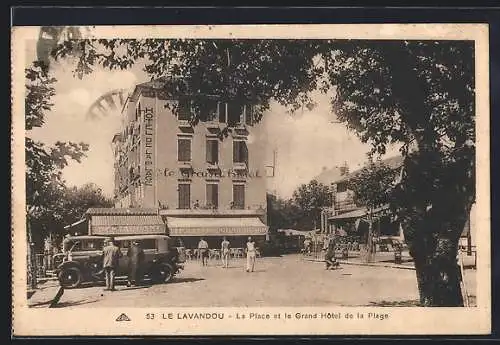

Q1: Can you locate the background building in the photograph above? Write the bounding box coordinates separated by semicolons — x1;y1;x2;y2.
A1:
110;78;268;248
317;156;405;242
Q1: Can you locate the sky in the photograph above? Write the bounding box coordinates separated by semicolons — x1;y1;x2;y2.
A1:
26;35;400;200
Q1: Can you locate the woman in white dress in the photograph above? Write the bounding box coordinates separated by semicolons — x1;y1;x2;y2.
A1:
246;237;257;272
221;237;230;268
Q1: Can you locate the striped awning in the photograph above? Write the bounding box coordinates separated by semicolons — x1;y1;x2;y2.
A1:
90;215;166;235
166;217;268;236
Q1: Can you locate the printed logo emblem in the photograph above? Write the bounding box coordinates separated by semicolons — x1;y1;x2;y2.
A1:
116;313;131;322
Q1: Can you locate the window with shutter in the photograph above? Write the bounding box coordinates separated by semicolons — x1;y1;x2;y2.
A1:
245;105;253;125
336;182;348;193
206;139;218;164
228;102;244;126
206;184;219;208
233;140;248;164
233;141;240;163
218;102;227;123
178;184;191;209
201;100;218;121
178;99;191;121
233;184;245;209
178;139;191;162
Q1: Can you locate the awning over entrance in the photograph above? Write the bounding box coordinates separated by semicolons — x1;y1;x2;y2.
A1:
328;205;390;221
166;217;268;236
90;215;166;235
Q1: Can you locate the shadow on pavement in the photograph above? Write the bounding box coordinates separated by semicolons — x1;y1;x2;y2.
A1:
51;299;100;308
122;285;152;291
29;300;53;308
368;299;421;307
170;277;205;284
72;280;137;289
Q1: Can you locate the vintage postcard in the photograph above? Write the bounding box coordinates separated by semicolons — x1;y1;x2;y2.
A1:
11;24;491;336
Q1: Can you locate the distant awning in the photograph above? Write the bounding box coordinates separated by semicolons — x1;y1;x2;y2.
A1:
64;218;86;230
90;215;166;235
329;208;368;221
277;229;309;236
166;217;268;236
329;205;390;221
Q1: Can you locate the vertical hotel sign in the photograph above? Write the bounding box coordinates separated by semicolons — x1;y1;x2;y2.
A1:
142;106;155;188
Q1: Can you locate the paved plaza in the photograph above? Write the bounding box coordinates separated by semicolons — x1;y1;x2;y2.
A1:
29;254;476;308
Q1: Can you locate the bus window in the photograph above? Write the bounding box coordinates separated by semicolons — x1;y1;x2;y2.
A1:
139;239;156;250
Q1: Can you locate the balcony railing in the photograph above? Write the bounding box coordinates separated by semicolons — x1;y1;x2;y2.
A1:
233;162;248;170
159;207;266;217
206;121;220;129
178;120;192;128
334;198;358;213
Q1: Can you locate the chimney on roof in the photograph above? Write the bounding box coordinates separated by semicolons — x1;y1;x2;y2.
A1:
339;162;349;176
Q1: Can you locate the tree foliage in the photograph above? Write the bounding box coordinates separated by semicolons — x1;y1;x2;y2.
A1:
29;183;114;249
50;38;475;306
292;180;332;230
266;193;302;231
347;157;399;210
61;183;114;225
26;61;95;249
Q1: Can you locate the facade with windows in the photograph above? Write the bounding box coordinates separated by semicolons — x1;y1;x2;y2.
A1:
111;79;268;248
323;156;405;242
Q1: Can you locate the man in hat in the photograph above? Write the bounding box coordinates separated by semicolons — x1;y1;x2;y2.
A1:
102;238;122;291
127;241;145;287
198;237;209;266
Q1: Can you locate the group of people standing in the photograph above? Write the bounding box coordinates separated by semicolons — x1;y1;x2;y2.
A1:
102;238;145;291
197;236;258;272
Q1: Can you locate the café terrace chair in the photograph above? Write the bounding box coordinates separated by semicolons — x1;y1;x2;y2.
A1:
237;248;246;258
210;249;221;261
185;248;193;260
231;248;244;259
229;248;237;258
193;249;200;261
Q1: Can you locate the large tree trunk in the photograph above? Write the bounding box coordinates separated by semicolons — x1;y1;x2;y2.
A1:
407;221;465;307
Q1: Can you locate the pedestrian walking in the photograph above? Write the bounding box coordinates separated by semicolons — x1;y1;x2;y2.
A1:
126;241;145;287
198;237;209;266
102;238;122;291
221;236;230;268
246;236;257;272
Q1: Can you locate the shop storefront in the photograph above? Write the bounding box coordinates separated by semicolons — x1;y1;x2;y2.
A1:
86;208;166;236
161;209;268;248
85;208;268;249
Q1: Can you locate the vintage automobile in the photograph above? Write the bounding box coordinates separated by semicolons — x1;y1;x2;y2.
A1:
55;234;185;288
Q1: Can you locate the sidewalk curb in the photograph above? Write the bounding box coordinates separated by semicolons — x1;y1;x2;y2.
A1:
303;258;416;270
338;260;416;270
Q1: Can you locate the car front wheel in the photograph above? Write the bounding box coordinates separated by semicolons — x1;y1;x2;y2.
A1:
58;267;83;288
151;264;174;284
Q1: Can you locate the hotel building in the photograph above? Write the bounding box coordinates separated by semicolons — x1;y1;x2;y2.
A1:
103;78;268;248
